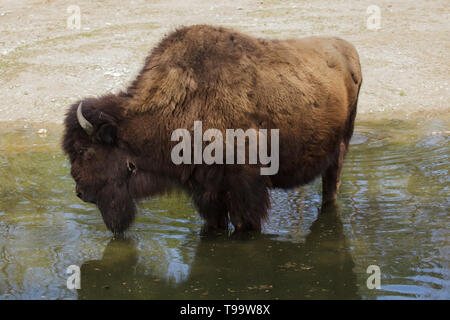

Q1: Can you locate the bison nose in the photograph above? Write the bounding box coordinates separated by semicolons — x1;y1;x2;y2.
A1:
75;186;96;204
75;185;83;199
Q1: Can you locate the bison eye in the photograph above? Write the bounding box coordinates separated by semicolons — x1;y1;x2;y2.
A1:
78;149;85;156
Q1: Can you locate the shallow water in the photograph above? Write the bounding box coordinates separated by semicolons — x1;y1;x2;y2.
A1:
0;119;448;300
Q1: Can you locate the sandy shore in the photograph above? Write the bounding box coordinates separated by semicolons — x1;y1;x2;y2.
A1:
0;0;448;123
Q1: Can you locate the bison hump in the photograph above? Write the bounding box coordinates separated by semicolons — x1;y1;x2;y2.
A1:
125;25;262;115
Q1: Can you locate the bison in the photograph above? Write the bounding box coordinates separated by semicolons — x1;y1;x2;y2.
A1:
63;25;362;235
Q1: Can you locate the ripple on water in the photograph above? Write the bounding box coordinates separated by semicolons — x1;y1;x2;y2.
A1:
0;120;449;299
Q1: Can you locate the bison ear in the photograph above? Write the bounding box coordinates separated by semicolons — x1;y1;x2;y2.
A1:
96;123;117;145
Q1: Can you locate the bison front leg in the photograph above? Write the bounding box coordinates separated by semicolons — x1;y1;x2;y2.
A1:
193;192;229;231
322;142;346;204
225;171;271;232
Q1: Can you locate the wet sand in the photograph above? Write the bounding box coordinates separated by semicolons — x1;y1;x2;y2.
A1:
0;0;449;123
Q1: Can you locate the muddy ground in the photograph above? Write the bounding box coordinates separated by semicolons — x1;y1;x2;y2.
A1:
0;0;448;123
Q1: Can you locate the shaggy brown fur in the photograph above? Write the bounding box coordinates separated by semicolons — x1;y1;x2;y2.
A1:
63;25;362;235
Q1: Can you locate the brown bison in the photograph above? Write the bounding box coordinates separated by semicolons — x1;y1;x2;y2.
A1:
63;25;362;235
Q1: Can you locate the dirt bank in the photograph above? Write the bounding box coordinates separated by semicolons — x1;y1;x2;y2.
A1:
0;0;449;123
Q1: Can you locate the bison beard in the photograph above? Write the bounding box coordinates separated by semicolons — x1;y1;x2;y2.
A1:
62;25;362;235
97;183;136;235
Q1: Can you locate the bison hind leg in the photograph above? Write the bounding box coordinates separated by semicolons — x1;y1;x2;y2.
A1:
322;96;358;204
322;141;346;204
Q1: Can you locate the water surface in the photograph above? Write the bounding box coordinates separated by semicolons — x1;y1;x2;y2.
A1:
0;119;448;299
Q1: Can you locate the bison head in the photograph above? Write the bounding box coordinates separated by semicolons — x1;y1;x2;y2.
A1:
63;95;137;235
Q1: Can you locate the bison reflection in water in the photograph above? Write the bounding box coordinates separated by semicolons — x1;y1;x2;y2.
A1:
78;204;359;299
62;25;362;234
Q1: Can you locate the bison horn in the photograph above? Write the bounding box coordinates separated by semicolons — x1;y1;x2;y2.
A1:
76;102;94;135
